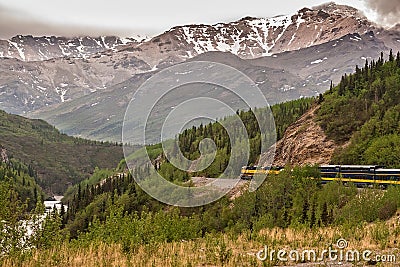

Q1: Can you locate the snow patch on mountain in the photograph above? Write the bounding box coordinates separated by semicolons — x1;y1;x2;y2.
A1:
8;40;26;60
0;35;147;61
311;57;328;64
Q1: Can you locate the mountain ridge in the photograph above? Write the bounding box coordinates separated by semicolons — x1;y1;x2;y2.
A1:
0;35;148;62
123;3;377;67
0;3;380;65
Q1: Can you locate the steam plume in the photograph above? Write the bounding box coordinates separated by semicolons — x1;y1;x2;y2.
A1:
366;0;400;26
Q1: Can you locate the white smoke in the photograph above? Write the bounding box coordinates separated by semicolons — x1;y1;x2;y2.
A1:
365;0;400;26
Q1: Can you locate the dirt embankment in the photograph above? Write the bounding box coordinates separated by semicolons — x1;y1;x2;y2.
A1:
269;105;339;166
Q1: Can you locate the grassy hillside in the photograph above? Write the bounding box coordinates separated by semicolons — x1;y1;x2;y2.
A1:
317;51;400;167
0;110;124;194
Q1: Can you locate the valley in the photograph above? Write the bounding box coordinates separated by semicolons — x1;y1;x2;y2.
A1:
2;1;400;266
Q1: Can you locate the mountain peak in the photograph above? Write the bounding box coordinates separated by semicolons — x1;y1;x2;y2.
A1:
239;3;367;25
312;2;364;16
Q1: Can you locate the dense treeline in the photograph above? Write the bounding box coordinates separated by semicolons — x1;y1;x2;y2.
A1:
0;157;43;211
318;50;400;167
176;98;312;178
109;98;313;184
63;171;164;238
3;164;399;263
271;98;313;140
0;156;49;255
62;168;115;203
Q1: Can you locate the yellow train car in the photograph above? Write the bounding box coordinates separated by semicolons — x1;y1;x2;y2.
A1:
317;165;400;187
240;166;283;180
240;165;400;187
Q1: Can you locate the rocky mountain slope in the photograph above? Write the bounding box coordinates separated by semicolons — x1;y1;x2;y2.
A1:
269;105;339;166
128;3;377;67
1;3;399;116
0;51;151;114
3;4;370;64
29;53;305;141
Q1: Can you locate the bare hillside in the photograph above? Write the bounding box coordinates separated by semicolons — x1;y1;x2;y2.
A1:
270;105;339;166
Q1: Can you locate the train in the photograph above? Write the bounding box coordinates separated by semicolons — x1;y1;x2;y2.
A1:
240;166;284;180
240;165;400;187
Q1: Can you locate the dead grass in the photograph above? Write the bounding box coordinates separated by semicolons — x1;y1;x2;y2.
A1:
2;217;400;267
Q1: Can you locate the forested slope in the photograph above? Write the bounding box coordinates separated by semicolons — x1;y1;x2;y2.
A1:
0;110;124;194
317;50;400;167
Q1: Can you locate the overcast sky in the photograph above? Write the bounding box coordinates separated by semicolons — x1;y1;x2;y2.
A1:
0;0;385;39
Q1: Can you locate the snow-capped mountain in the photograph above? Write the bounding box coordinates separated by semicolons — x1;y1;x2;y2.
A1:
0;3;381;66
0;35;147;61
127;3;377;67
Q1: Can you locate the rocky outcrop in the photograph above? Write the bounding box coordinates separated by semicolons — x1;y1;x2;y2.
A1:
270;105;338;166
